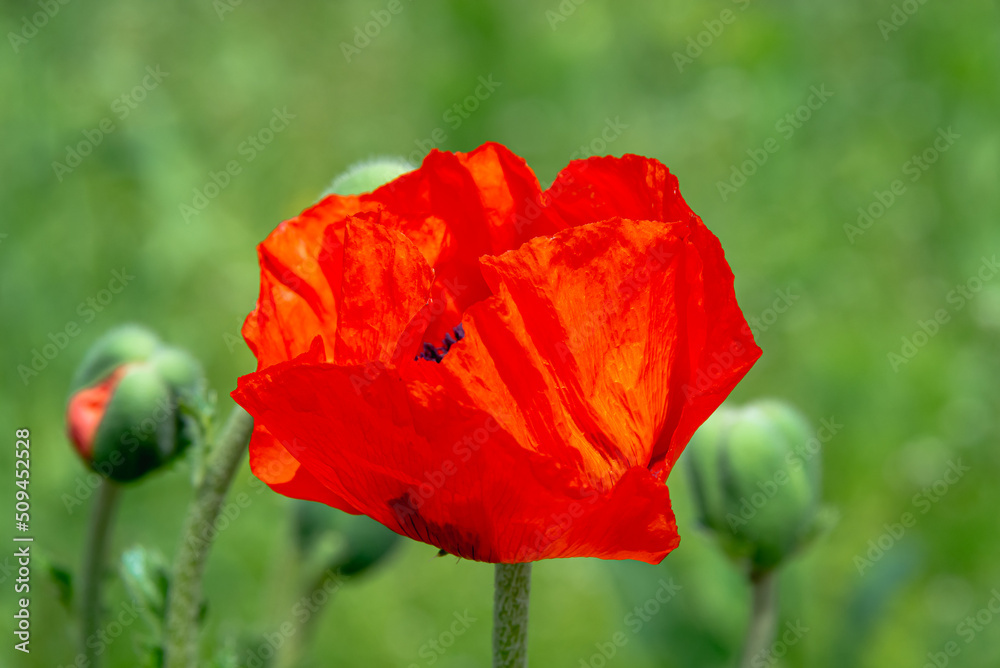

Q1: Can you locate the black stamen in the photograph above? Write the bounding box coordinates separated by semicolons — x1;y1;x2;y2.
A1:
415;324;465;363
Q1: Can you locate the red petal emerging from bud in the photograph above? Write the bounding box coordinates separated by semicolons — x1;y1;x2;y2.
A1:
66;366;130;460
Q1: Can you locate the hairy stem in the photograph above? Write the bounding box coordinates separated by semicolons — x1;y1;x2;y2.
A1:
163;405;254;668
493;562;532;668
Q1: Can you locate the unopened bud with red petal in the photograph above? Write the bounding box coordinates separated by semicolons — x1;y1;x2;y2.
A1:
686;399;827;573
66;325;207;482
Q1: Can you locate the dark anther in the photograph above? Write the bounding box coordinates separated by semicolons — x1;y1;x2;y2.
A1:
415;324;466;363
418;342;443;363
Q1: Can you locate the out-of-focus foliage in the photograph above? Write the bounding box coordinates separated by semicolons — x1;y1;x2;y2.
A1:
1;0;998;666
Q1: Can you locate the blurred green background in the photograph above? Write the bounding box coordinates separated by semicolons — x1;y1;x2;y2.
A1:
2;0;999;666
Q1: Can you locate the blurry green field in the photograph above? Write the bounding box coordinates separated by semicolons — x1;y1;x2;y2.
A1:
2;0;999;666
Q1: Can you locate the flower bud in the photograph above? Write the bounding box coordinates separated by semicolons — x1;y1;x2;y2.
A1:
66;325;207;483
321;157;414;197
686;399;824;573
68;323;159;394
294;500;399;577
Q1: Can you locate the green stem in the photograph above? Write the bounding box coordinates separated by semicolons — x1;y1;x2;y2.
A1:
739;569;778;668
163;405;254;668
274;566;341;668
80;478;121;667
493;562;532;668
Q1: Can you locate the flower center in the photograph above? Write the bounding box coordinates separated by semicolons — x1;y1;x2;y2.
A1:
415;324;465;363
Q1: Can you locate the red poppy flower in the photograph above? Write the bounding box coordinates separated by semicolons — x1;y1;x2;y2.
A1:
232;143;760;564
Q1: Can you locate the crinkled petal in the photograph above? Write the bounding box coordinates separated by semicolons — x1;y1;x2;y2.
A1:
544;154;762;470
242;195;374;368
367;142;564;342
234;360;678;564
243;214;433;506
244;143;561;365
544;153;697;229
331;213;434;365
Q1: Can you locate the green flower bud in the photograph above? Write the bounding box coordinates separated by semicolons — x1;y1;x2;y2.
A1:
294;500;399;577
68;324;159;394
321;157;414;197
66;325;207;483
148;346;203;395
686;399;824;573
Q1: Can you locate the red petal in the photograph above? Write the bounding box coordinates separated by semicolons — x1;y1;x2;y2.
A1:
544;153;697;229
234;361;678;564
66;365;130;460
445;216;758;484
368;142;564;343
248;423;360;514
244;143;561;367
513;467;680;562
245;209;432;367
242;195;373;368
544;154;761;470
331;213;434;365
242;215;433;507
